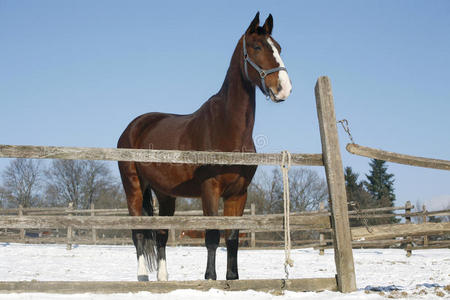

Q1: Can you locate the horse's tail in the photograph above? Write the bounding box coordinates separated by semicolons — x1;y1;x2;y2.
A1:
136;186;157;273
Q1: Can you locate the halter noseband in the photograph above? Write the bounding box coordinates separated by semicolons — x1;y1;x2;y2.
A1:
242;36;287;99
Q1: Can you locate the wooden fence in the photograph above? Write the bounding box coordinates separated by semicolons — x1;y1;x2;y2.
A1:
319;202;450;255
2;202;448;254
0;204;256;247
1;76;449;294
0;77;357;292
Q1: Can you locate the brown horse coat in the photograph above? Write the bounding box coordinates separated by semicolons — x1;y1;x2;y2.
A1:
118;12;291;281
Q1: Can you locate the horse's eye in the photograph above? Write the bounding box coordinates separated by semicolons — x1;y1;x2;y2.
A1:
253;45;261;51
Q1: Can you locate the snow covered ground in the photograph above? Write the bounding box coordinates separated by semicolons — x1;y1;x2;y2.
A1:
0;243;448;299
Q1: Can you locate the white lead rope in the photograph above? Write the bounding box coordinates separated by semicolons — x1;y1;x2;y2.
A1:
281;150;293;279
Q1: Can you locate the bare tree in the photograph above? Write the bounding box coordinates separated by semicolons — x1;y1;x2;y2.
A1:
249;168;328;214
247;167;328;243
1;159;42;208
95;181;127;209
289;168;328;211
0;186;6;208
44;160;112;209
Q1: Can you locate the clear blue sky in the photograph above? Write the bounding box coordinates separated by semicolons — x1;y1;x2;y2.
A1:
1;1;449;210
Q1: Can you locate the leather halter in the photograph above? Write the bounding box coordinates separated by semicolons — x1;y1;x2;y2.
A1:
242;36;287;98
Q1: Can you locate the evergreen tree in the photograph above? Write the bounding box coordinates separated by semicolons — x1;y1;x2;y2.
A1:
344;166;372;226
344;167;359;195
365;159;397;223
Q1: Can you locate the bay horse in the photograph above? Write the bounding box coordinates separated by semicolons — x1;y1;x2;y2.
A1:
118;12;292;282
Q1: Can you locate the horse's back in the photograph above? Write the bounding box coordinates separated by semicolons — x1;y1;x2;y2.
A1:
118;112;200;151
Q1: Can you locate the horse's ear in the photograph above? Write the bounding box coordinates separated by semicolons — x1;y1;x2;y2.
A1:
246;12;260;34
263;14;273;35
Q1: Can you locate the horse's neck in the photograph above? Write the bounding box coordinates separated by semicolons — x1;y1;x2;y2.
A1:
218;42;256;150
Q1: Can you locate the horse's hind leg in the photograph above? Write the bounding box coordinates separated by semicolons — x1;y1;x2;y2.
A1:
223;193;247;280
154;191;176;281
118;161;157;282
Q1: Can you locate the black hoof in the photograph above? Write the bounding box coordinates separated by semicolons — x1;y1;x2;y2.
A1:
204;271;217;280
138;275;149;282
226;272;239;280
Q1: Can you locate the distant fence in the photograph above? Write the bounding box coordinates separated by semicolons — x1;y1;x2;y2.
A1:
320;201;450;256
0;202;332;247
0;204;256;247
2;201;448;256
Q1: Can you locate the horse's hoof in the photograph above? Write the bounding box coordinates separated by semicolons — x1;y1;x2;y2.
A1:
204;272;217;280
226;272;239;280
137;275;149;282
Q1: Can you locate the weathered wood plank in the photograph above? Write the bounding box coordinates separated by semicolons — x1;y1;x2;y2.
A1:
0;237;133;245
346;143;450;171
0;144;323;166
1;208;252;216
0;278;338;293
315;76;356;292
351;222;450;240
0;214;331;230
348;205;413;214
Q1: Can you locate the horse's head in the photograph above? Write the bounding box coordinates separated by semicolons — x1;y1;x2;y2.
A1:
242;12;292;103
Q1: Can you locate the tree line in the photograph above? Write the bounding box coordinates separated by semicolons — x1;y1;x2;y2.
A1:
1;158;402;227
0;159;125;209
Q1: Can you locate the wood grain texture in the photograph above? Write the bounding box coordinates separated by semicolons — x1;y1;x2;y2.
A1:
0;214;331;230
0;278;338;293
0;208;251;216
315;76;356;292
351;222;450;240
0;144;323;166
346;143;450;171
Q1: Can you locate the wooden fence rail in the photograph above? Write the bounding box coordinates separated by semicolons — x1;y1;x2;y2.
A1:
2;204;448;251
346;143;450;171
0;144;323;166
0;278;338;294
0;207;251;216
351;222;450;240
0;214;331;231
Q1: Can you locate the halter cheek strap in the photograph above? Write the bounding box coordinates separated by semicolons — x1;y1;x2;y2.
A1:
243;36;287;98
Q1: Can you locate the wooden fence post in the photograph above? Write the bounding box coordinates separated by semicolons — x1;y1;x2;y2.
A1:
169;229;176;246
422;205;428;247
318;202;326;255
315;76;356;293
18;205;25;241
251;203;256;248
66;202;73;250
91;203;97;244
405;201;412;257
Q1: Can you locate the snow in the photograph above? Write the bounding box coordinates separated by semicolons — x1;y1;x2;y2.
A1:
0;243;448;299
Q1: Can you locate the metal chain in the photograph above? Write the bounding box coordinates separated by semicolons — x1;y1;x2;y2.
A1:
337;119;371;232
348;201;373;233
337;119;355;144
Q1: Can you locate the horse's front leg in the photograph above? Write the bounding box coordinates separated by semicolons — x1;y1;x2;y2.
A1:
223;193;247;280
201;178;221;280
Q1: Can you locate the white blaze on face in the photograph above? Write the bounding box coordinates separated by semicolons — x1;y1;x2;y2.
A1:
267;38;292;100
